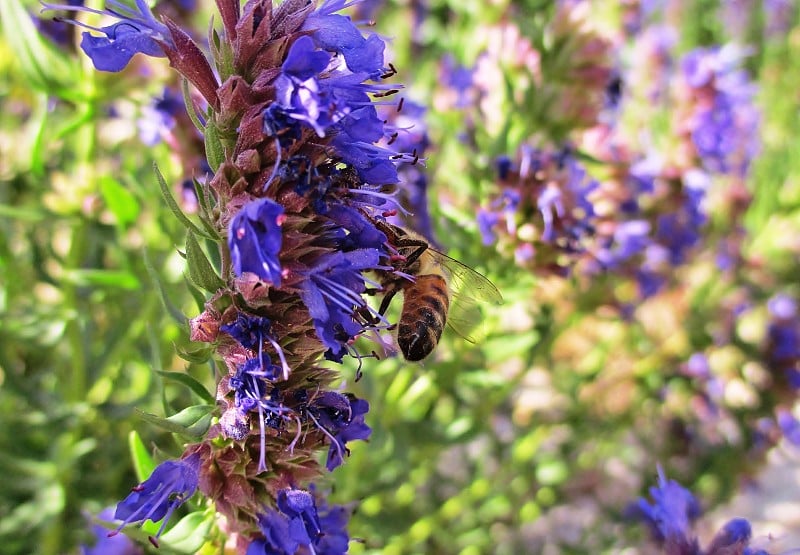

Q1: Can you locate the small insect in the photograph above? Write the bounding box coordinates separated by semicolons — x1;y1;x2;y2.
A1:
375;222;503;361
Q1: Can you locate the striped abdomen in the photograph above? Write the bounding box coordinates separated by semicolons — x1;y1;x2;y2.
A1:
397;274;450;361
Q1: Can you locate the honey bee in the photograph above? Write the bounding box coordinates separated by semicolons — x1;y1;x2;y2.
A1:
375;222;503;361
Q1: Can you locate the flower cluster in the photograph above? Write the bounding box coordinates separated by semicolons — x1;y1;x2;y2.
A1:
629;467;773;555
44;0;423;550
477;145;598;275
678;45;760;178
477;16;762;304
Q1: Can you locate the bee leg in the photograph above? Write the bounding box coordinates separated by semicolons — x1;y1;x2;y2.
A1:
378;284;401;316
394;236;428;267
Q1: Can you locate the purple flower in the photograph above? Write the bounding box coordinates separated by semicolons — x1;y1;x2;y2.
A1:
229;198;285;285
305;391;371;470
298;249;384;362
275;36;337;138
228;361;290;471
628;466;701;548
41;0;171;72
266;29;405;186
112;455;200;546
323;204;388;250
221;313;272;351
303;1;385;77
247;487;350;555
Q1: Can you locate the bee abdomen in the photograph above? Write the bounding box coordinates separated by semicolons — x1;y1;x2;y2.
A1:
398;275;449;361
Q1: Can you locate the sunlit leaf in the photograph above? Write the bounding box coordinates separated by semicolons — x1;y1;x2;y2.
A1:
128;430;156;483
60;269;140;290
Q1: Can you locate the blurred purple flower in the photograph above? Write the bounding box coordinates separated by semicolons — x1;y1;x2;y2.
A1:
628;466;702;548
33;0;83;46
767;294;800;366
137;87;184;146
440;55;475;109
682;46;760;177
629;468;777;554
81;508;142;555
764;0;796;37
776;408;800;446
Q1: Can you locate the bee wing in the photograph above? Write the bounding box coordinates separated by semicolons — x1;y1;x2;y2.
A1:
431;250;503;343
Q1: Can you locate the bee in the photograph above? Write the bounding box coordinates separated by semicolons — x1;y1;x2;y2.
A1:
375;222;503;361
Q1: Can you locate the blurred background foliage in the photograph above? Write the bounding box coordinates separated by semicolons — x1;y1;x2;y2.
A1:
1;0;800;554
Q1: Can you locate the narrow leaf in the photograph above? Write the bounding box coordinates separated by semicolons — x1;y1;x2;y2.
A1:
99;176;140;226
184;275;208;312
154;163;214;239
181;78;206;133
185;231;225;293
156;370;215;403
61;269;140;290
136;405;214;438
204;119;224;171
143;248;186;324
175;343;214;364
159;512;215;554
128;430;156;483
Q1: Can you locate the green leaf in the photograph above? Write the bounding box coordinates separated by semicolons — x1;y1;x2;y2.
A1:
185;231;225;293
0;203;48;222
159;511;215;554
175;343;214;364
136;405;215;438
128;430;157;483
184;275;208;312
154;163;215;240
170;405;215;437
204;118;224;172
99;176;140;226
60;269;140;290
143;248;186;324
181;78;206;134
156;370;215;403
